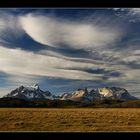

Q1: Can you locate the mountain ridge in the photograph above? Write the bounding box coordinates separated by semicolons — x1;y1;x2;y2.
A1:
4;84;138;102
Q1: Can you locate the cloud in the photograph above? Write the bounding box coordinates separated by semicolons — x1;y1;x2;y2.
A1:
105;71;123;77
120;53;140;69
6;74;42;86
19;13;122;49
0;12;22;36
0;45;108;81
122;56;140;64
112;8;140;22
0;12;25;48
0;87;14;97
0;44;133;91
127;8;140;16
39;49;104;65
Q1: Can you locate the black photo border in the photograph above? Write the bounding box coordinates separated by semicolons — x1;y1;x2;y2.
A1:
0;0;140;139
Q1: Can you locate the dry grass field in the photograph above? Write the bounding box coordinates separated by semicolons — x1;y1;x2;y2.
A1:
0;108;140;132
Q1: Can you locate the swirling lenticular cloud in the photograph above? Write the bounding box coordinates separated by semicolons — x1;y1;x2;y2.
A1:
19;14;122;49
0;8;140;97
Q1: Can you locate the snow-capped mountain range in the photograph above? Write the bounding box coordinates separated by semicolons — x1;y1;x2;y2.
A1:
4;84;138;101
5;84;58;101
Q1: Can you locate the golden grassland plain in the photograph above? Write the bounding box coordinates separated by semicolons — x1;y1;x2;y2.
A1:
0;108;140;132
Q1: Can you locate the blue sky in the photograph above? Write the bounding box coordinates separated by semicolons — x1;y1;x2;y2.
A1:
0;8;140;97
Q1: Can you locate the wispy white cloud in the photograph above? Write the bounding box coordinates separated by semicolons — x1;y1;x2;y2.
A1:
19;14;123;49
0;43;139;93
112;8;140;22
127;8;140;16
0;87;14;97
0;12;23;37
39;49;104;65
6;73;42;86
0;46;107;81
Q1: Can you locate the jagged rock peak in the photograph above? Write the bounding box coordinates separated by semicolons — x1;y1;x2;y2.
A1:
4;84;56;100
